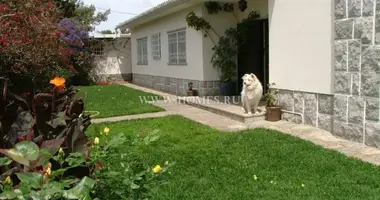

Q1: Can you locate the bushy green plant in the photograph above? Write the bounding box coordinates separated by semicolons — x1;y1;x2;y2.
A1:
90;128;174;200
0;77;90;151
0;141;96;199
264;83;279;107
0;76;95;198
186;11;260;83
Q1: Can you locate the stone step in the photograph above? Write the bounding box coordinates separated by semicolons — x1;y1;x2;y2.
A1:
177;96;266;124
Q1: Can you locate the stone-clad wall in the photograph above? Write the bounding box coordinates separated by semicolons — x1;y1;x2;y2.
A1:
334;0;380;148
279;0;380;148
132;74;220;96
278;90;334;133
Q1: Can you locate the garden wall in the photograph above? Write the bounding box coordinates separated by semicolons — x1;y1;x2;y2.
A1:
93;38;132;82
280;0;380;149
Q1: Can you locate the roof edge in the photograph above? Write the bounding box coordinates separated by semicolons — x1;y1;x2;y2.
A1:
116;0;190;30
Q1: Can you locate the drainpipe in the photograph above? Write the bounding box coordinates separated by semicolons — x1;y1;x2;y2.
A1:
281;110;304;124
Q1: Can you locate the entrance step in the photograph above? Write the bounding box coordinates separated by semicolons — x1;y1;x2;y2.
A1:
177;96;266;124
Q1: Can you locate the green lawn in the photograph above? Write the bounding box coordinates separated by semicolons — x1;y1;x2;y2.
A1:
88;116;380;200
76;84;164;118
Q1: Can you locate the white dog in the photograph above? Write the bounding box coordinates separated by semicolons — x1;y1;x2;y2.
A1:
241;73;263;115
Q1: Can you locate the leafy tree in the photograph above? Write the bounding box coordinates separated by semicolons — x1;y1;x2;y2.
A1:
54;0;110;31
100;30;114;34
73;0;110;31
0;0;75;92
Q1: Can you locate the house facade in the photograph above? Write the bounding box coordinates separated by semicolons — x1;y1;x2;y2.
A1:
90;33;132;82
116;0;380;149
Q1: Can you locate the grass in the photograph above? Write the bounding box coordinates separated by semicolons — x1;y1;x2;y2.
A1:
76;84;164;118
88;116;380;200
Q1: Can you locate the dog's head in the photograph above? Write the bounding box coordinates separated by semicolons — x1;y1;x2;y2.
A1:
242;73;258;89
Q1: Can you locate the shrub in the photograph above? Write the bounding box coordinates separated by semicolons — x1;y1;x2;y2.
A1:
0;0;72;84
0;76;173;199
90;129;174;200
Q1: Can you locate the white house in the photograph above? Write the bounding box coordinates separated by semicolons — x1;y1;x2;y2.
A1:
116;0;380;149
90;33;132;82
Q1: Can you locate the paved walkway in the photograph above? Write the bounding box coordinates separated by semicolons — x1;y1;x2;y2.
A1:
91;111;171;124
95;82;380;166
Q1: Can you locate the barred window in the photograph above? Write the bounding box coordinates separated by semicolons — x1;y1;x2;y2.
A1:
90;40;104;56
137;37;148;65
151;33;161;60
168;29;186;65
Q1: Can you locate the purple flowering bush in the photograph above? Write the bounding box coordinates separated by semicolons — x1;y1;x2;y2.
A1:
58;18;96;85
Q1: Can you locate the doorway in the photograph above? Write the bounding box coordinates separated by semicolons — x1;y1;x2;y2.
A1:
237;18;269;94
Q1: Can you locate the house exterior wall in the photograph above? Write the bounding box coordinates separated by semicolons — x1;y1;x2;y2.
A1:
130;5;220;96
201;5;237;94
333;0;380;148
268;0;334;94
93;38;132;81
278;0;380;149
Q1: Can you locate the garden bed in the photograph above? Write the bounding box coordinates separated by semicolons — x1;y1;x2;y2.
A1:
77;84;165;118
88;115;380;200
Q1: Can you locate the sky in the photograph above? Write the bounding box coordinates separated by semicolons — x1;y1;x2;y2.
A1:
83;0;167;32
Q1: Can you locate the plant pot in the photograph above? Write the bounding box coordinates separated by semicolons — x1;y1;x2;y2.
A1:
187;90;194;96
266;106;282;122
220;82;235;96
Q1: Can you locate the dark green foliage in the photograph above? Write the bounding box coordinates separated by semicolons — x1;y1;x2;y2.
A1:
204;1;234;14
0;77;91;175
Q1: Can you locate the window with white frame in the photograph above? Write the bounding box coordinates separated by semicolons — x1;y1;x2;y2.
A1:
90;40;104;56
151;33;161;60
137;37;148;65
168;29;186;65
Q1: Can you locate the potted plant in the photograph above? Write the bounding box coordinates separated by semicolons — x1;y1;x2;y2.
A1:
187;82;195;96
211;31;238;96
264;83;281;121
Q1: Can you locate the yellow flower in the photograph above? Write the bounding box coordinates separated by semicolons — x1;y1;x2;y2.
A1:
49;77;66;88
58;148;64;154
253;175;257;180
152;165;162;173
301;183;305;187
94;137;100;145
5;176;11;184
104;127;110;135
46;167;51;175
44;163;52;176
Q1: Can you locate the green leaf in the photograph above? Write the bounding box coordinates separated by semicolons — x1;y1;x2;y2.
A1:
105;133;127;148
47;112;66;128
39;188;63;200
8;111;34;139
62;177;96;199
122;178;131;186
130;182;140;189
149;135;160;143
0;157;12;166
65;152;85;167
15;172;42;189
0;142;40;166
0;191;18;200
50;168;67;179
45;181;67;190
